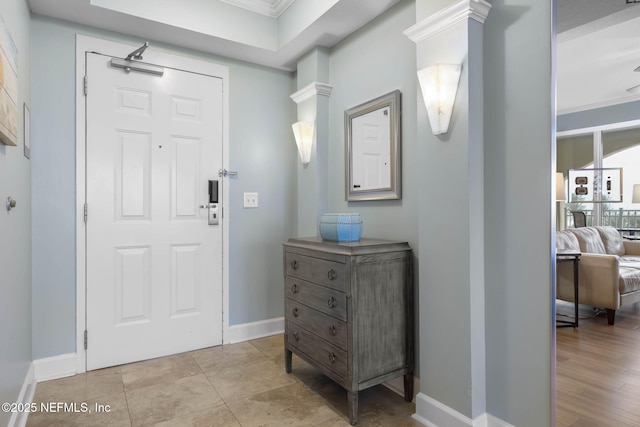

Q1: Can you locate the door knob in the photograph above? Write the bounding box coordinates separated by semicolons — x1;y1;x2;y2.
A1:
6;197;16;211
200;203;219;225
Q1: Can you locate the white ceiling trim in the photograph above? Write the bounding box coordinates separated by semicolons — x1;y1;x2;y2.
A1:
218;0;295;18
557;95;640;116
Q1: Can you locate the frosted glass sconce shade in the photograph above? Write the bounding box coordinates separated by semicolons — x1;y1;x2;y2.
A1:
556;172;566;201
633;184;640;203
417;64;462;135
292;121;314;165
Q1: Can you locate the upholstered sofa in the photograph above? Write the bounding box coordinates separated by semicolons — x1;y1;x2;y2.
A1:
556;226;640;325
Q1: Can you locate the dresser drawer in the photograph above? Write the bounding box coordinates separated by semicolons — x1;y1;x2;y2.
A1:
285;276;347;322
287;322;347;379
285;252;347;292
285;298;347;350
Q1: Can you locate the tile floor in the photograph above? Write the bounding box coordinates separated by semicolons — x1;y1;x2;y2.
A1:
26;334;420;426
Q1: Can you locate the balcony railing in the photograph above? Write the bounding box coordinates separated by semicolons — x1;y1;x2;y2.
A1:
564;208;640;231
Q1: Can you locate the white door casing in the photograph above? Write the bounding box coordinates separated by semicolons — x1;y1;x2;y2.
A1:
76;36;230;372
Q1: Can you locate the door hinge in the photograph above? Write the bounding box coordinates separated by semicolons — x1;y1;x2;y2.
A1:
83;76;88;96
84;203;88;223
84;330;88;350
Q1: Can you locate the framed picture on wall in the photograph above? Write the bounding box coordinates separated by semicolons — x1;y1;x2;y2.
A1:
0;14;19;146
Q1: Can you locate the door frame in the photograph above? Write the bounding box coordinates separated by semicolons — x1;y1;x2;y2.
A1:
75;34;230;373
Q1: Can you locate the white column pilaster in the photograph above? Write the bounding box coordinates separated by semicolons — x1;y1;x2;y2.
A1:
406;1;492;425
291;49;333;237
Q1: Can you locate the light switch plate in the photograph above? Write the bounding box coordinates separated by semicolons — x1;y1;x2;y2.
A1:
243;192;259;208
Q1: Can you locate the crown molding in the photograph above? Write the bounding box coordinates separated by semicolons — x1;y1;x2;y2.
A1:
290;82;333;104
557;95;640;116
218;0;294;18
404;0;492;43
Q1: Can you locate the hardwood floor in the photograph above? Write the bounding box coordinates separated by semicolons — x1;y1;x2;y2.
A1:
556;301;640;427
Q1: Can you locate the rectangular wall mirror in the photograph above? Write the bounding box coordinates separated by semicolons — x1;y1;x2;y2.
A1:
345;90;401;201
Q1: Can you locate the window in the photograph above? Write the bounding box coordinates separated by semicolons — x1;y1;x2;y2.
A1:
557;121;640;231
557;133;594;228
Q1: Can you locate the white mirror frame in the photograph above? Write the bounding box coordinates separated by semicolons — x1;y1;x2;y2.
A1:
345;90;401;201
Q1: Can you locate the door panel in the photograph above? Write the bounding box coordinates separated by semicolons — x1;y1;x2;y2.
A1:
117;131;151;219
85;53;223;370
173;137;200;218
115;246;151;324
170;244;200;316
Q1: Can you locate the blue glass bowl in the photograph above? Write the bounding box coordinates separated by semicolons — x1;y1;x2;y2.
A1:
319;213;362;242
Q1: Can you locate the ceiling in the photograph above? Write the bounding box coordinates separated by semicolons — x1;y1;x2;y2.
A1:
557;0;640;114
27;0;640;115
27;0;401;71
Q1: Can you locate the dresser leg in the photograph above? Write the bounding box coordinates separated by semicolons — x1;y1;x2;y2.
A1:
285;348;292;373
403;374;413;402
348;391;358;425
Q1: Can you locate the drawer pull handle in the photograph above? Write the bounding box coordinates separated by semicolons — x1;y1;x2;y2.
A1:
291;260;299;270
291;283;298;294
292;307;299;317
293;332;300;342
327;269;337;280
327;297;337;309
329;352;337;364
328;325;337;336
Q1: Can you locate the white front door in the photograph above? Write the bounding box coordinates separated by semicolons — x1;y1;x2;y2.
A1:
85;52;223;370
351;106;391;191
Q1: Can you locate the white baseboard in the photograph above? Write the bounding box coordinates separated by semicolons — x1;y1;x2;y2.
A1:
225;317;284;344
414;392;473;427
413;393;514;427
8;363;36;427
33;353;77;382
31;321;284;382
482;414;515;427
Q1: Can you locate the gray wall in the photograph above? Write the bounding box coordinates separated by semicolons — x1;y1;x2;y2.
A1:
327;1;418;247
558;100;640;132
484;0;554;425
327;0;420;370
31;15;297;359
31;17;77;359
0;0;32;425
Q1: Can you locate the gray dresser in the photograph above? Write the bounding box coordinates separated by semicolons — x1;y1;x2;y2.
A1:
283;237;413;425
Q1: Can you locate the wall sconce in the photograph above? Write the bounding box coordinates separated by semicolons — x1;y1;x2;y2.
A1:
556;172;566;202
292;121;314;165
556;172;567;231
417;64;462;135
633;184;640;203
